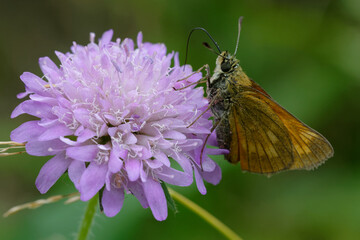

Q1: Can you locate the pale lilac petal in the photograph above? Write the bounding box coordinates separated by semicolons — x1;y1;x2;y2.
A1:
35;152;71;193
172;153;192;174
77;129;96;142
20;72;48;93
127;181;149;208
68;160;86;189
137;32;143;48
162;130;186;140
39;57;62;84
17;91;29;99
154;151;170;167
206;148;229;155
10;121;45;143
143;178;167;221
26;140;68;156
207;132;218;146
201;157;216;172
11;100;29;118
73;108;92;127
157;167;193;186
108;148;123;173
38;123;73;141
145;159;162;169
102;186;124;217
17;100;55;118
194;167;206;195
66;145;99;162
79;162;108;201
125;159;140;181
200;163;222;185
101;30;113;45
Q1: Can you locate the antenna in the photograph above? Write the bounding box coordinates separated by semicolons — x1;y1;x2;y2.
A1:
233;16;243;56
202;42;230;60
202;42;221;56
184;27;222;66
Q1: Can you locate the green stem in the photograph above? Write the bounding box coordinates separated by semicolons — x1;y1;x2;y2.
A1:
169;188;242;240
77;194;99;240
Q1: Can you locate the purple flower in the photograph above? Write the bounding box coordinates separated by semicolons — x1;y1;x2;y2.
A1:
11;30;227;221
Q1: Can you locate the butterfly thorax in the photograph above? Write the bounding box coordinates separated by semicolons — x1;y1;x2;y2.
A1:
207;51;254;151
208;51;251;119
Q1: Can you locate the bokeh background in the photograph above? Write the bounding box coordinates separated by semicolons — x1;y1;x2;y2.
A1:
1;0;359;239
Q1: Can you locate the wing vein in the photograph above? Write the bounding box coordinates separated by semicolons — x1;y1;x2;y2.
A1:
298;132;326;160
258;131;275;173
291;134;314;168
246;106;292;169
236;108;251;170
251;107;294;154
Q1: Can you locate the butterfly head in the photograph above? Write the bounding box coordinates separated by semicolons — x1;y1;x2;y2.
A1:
210;51;241;85
217;51;240;73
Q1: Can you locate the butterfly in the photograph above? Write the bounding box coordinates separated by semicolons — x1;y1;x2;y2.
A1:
186;17;334;174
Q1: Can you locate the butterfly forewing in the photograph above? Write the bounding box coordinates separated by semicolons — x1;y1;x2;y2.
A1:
226;85;333;173
226;90;294;173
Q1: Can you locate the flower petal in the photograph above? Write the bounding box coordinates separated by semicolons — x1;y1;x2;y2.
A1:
157;167;193;186
108;148;123;173
162;130;186;140
194;167;206;195
102;186;125;217
66;145;99;162
39;57;62;84
68;160;86;190
127;181;149;208
77;129;96;142
13;100;54;119
26;139;68;156
79;162;108;201
11;100;29;118
38;123;73;141
20;72;48;94
200;163;222;185
125;159;140;181
35;152;71;193
154;151;170;167
10;121;45;143
143;178;167;221
100;29;113;46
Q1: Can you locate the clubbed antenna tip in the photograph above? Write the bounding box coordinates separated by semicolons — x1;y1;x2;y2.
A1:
234;16;244;56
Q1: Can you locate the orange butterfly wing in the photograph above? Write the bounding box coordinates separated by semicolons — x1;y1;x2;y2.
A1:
226;84;334;174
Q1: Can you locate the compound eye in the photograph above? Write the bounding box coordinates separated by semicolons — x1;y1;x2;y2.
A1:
221;61;231;72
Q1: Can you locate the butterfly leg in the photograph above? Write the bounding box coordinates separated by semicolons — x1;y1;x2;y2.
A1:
199;119;222;171
186;89;221;128
173;64;211;91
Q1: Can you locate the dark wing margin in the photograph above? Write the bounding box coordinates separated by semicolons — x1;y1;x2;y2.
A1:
226;88;333;173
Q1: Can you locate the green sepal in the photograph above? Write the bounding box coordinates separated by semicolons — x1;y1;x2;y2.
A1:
160;181;178;214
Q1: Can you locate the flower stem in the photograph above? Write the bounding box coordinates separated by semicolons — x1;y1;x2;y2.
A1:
169;188;242;240
77;194;98;240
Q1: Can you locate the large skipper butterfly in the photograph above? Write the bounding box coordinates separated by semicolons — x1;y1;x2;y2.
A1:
185;17;334;174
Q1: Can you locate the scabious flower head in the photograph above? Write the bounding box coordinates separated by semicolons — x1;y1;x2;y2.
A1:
11;30;226;221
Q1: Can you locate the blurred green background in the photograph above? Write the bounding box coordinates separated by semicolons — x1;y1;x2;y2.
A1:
1;0;359;239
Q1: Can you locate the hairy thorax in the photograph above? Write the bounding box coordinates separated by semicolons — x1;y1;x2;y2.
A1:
207;63;251;151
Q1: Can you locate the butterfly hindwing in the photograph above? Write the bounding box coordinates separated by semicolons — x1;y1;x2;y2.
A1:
266;94;334;170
